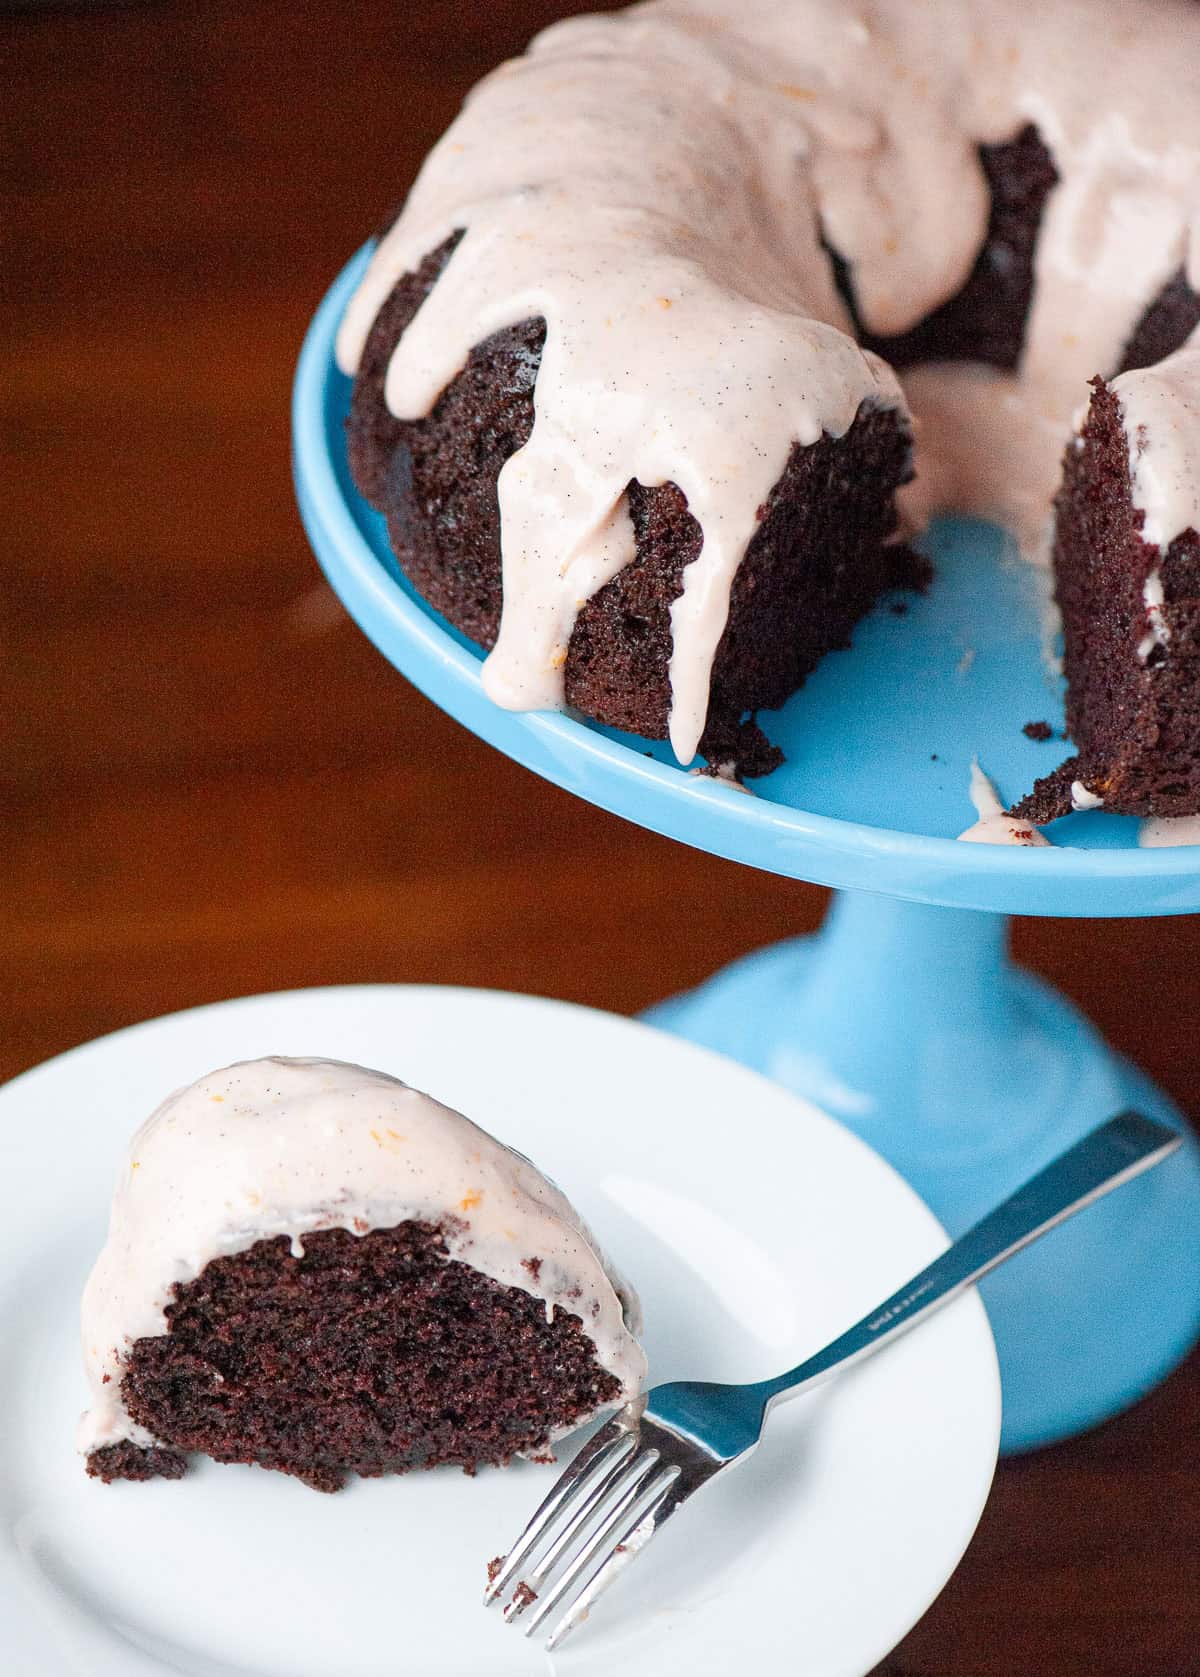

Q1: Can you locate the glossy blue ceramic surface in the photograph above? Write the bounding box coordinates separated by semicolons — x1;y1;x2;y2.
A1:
648;897;1200;1452
294;251;1200;1450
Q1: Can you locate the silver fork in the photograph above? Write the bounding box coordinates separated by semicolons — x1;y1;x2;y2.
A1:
483;1111;1180;1649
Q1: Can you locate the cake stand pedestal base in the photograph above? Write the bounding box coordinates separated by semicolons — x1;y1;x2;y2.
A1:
647;890;1200;1453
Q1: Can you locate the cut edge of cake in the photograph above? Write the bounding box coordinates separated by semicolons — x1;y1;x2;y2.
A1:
1014;362;1200;824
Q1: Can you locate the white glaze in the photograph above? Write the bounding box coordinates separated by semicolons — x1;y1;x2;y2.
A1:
1070;780;1105;811
1138;569;1171;662
957;760;1050;846
688;760;757;794
79;1058;647;1455
337;0;1200;763
1140;813;1200;846
1115;340;1200;555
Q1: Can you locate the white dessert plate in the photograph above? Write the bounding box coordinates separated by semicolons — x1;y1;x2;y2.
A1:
0;984;1000;1677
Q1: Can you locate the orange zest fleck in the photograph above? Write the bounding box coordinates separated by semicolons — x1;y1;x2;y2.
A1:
459;1189;483;1212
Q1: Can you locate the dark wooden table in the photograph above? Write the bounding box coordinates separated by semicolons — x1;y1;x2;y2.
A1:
5;3;1198;1671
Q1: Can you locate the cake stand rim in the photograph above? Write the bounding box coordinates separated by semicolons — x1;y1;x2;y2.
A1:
293;247;1200;918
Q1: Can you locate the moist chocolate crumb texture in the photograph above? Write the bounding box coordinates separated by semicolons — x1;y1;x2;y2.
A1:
336;0;1200;800
1013;357;1200;822
80;1058;646;1491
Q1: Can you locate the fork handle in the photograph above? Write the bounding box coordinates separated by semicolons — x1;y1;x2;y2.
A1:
754;1112;1180;1407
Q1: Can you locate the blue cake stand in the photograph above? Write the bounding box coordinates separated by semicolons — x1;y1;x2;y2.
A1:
294;249;1200;1453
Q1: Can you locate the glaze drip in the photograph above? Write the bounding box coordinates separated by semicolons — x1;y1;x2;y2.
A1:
958;761;1050;846
337;0;1200;762
1115;340;1200;556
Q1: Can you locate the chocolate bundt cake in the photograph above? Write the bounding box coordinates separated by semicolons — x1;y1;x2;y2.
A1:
336;0;1200;805
80;1057;646;1490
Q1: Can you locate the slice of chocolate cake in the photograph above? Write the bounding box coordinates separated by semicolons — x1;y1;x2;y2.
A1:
1014;348;1200;823
80;1058;646;1491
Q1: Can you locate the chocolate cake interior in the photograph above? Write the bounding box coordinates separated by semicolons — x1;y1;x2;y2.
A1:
1014;379;1200;822
87;1221;620;1491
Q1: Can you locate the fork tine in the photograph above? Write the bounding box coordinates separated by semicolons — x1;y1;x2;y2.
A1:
513;1458;679;1637
512;1437;651;1596
482;1415;635;1605
503;1448;660;1626
543;1475;684;1651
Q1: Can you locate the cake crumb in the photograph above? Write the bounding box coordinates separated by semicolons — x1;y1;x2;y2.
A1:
1023;719;1053;741
521;1256;543;1281
511;1581;538;1610
487;1556;504;1585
